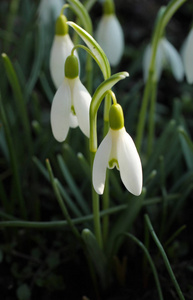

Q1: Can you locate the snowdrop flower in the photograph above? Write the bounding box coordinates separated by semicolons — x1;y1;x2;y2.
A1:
96;0;124;66
93;103;142;196
50;14;79;89
181;28;193;84
143;37;184;82
50;54;91;142
38;0;64;27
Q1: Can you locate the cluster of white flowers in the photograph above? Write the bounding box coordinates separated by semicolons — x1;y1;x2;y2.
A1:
48;0;142;197
143;29;193;84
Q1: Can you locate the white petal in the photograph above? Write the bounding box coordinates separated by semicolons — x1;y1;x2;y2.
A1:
183;29;193;84
142;43;163;82
92;131;112;195
161;38;184;81
69;113;78;128
117;128;142;196
49;35;78;89
50;79;71;142
96;15;124;66
72;78;91;137
142;44;151;82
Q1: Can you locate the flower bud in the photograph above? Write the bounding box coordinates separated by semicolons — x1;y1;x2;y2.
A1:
55;14;69;36
109;104;124;130
103;0;115;15
65;54;79;79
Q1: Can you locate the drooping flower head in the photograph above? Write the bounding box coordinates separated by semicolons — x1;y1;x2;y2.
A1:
50;54;91;142
50;13;79;89
181;27;193;84
93;103;142;196
143;37;184;82
96;0;124;67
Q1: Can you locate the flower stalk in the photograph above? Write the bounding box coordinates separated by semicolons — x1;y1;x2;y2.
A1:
136;0;188;153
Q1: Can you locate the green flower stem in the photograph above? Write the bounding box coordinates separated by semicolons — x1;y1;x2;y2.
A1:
0;93;27;219
145;214;186;300
147;79;158;156
102;169;109;243
66;0;93;92
90;152;103;249
124;233;163;300
89;73;128;247
136;0;187;153
46;159;81;240
136;73;153;151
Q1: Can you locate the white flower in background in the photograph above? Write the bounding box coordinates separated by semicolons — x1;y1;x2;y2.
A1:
143;37;184;82
38;0;64;26
96;0;124;66
181;28;193;84
50;54;91;142
50;14;79;89
93;104;142;196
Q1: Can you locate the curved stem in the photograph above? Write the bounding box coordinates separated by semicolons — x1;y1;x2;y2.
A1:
90;152;103;249
147;79;158;156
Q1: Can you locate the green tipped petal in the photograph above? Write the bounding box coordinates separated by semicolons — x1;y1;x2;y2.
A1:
65;55;79;79
109;104;124;130
55;14;68;35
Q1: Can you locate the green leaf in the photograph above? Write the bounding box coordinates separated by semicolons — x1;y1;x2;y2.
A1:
67;21;111;79
67;0;93;34
82;228;107;286
16;284;31;300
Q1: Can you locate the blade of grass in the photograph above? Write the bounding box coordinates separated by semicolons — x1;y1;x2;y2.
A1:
124;232;163;300
57;154;90;215
32;156;82;218
0;93;27;219
45;159;81;240
1;53;33;155
26;25;44;97
145;214;185;300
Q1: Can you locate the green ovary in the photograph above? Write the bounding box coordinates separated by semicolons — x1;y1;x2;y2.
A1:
108;158;119;169
71;106;76;115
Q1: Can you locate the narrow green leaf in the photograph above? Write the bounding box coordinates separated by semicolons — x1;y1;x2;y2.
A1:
33;156;82;218
67;0;92;34
178;126;193;170
0;93;27;219
82;228;107;286
57;154;90;215
145;214;186;300
26;25;44;97
106;188;145;255
124;233;163;300
67;21;111;79
1;53;32;154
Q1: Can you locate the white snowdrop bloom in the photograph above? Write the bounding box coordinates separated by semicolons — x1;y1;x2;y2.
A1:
93;104;142;196
49;14;79;89
96;0;124;66
143;37;184;82
50;55;91;142
38;0;64;26
181;28;193;84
